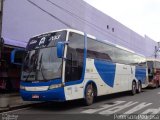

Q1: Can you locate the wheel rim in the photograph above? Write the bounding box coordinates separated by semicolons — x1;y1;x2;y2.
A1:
138;82;141;92
86;85;94;105
132;82;136;94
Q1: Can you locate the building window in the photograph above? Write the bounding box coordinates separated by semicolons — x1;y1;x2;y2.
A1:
112;28;114;32
107;25;109;29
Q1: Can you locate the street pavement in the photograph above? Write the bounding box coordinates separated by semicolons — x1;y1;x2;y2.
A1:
1;87;160;120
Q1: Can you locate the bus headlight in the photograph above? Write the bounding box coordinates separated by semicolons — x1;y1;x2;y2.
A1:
49;84;62;90
20;85;25;90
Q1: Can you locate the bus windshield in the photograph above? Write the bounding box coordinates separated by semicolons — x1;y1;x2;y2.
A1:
21;30;67;81
21;47;62;81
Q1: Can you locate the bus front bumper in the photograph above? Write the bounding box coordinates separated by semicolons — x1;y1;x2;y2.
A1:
20;87;65;101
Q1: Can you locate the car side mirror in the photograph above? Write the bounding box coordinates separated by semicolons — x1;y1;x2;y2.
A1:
10;49;26;65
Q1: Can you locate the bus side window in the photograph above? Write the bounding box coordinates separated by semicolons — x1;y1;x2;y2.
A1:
87;38;113;62
65;33;84;82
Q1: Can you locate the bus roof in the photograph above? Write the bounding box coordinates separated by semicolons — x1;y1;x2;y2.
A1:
146;58;160;62
30;29;145;57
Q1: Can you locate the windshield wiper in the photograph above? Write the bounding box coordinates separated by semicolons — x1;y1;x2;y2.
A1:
25;63;36;81
25;52;38;81
39;54;48;81
25;69;34;81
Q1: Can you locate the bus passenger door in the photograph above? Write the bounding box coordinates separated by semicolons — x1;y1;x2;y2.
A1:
64;32;85;100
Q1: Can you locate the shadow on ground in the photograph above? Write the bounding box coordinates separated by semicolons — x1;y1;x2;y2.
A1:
30;90;148;112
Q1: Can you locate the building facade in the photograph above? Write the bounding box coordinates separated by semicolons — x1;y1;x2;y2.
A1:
1;0;158;57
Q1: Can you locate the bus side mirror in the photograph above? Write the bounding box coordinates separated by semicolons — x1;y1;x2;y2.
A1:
57;42;65;58
57;41;69;58
11;49;26;65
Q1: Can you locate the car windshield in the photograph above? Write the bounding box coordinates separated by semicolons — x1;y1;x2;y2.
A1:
21;47;62;81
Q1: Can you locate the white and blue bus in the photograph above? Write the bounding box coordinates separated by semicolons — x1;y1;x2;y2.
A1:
19;29;148;105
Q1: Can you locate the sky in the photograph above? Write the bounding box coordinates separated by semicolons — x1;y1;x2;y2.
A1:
84;0;160;42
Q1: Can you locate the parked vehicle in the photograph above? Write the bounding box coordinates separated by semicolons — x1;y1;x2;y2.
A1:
0;37;25;91
12;29;148;105
147;59;160;88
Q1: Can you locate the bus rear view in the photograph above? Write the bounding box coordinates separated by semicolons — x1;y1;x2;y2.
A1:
147;59;160;88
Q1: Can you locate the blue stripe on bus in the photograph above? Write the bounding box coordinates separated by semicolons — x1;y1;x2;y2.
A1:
20;87;65;101
20;79;65;101
94;60;116;87
135;66;146;83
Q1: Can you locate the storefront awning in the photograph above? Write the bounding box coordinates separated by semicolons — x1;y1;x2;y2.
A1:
3;37;27;48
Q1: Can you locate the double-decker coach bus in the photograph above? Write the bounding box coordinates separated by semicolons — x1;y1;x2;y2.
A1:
147;59;160;88
18;29;148;105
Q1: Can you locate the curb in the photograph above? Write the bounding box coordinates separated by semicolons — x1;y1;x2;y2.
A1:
0;102;43;113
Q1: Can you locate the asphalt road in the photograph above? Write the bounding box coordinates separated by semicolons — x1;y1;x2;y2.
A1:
1;87;160;120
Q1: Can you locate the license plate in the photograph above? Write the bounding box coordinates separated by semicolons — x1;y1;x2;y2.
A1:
32;94;39;99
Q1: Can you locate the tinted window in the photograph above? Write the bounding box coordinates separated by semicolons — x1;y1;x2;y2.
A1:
87;37;146;65
87;38;113;61
114;48;145;65
65;32;84;82
14;50;26;64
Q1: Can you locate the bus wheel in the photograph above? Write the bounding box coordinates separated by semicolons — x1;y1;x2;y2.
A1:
85;84;94;106
131;81;137;95
137;81;142;93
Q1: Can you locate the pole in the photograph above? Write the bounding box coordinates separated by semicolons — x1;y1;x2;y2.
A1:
0;0;3;37
0;0;4;62
155;46;157;58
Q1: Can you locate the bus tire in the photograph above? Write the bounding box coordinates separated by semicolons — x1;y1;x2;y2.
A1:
84;84;94;106
131;81;136;95
137;81;142;93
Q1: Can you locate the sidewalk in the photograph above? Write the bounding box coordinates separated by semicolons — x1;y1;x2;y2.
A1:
0;93;39;113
